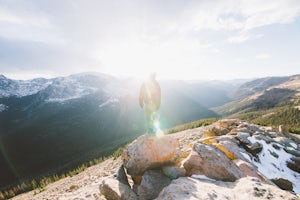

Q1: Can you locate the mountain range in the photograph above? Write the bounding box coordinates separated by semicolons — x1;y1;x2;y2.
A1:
0;73;299;191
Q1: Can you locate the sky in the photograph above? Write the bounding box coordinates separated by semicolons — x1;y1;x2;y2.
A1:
0;0;300;80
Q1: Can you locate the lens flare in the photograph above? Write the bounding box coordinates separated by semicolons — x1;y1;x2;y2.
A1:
154;120;160;130
0;137;20;181
153;119;164;137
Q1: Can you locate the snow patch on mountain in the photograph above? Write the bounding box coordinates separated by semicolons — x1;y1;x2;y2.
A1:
0;75;52;98
0;73;113;101
99;98;119;108
46;86;98;102
0;104;8;112
247;135;300;194
44;76;100;102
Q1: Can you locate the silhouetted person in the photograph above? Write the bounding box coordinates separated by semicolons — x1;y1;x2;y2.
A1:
139;73;161;134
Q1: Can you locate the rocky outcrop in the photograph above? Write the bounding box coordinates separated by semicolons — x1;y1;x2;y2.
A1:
155;177;299;200
183;143;244;181
99;119;300;200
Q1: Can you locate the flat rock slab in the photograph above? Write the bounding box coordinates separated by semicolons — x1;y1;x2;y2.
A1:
155;177;299;200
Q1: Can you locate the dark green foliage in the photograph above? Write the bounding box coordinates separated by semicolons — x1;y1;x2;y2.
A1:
217;88;296;116
0;144;130;199
0;116;219;199
230;76;290;100
232;107;300;134
112;147;124;160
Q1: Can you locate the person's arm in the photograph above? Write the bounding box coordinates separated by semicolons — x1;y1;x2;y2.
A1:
139;83;145;108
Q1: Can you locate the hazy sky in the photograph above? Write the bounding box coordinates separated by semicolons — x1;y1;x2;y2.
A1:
0;0;300;80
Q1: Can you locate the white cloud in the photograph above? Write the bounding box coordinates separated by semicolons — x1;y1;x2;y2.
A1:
228;32;251;44
228;32;263;44
256;54;271;59
180;0;300;43
0;7;51;27
0;0;300;79
215;0;298;31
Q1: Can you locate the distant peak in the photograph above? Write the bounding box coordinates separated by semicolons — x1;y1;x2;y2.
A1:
0;74;7;79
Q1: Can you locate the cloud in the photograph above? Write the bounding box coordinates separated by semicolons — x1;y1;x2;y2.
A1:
0;36;99;74
228;32;263;44
181;0;300;43
228;32;251;44
256;54;271;59
0;8;50;27
180;0;300;30
0;0;300;79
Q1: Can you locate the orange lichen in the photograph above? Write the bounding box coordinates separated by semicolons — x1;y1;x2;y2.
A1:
199;137;217;144
214;144;237;160
204;130;216;137
145;137;180;163
182;151;191;159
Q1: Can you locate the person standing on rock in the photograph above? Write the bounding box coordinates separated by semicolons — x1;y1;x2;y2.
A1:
139;72;161;134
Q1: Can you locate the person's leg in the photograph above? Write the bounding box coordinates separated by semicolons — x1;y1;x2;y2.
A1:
145;108;151;134
146;108;154;134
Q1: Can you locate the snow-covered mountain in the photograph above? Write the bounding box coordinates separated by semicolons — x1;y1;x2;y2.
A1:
0;75;52;98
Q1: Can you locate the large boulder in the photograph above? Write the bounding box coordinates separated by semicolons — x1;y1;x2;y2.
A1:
122;135;181;176
271;178;293;192
99;178;138;200
155;177;299;200
287;159;300;173
183;142;244;181
136;170;171;200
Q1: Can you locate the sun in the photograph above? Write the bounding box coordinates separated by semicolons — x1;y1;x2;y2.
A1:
94;41;188;80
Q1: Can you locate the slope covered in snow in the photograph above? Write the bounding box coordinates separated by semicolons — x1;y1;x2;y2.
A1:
0;104;8;112
245;135;300;194
0;75;52;98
